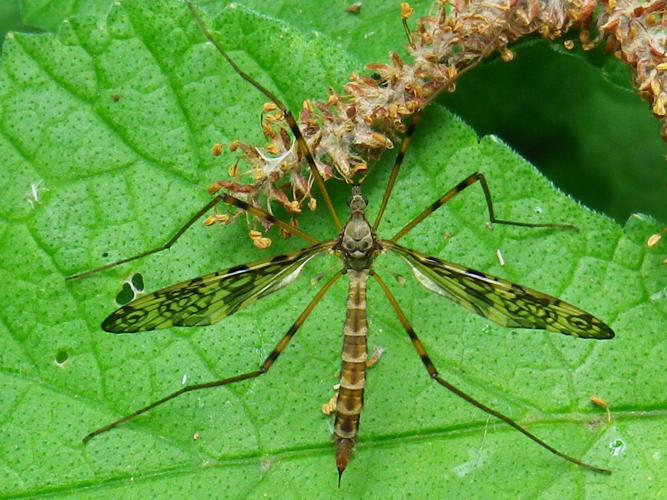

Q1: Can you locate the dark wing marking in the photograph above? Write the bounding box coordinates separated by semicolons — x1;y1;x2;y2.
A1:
102;242;335;333
385;242;614;339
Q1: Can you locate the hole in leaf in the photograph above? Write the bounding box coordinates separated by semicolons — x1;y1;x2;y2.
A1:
115;273;146;305
130;272;144;292
609;438;626;456
55;349;69;365
115;282;134;306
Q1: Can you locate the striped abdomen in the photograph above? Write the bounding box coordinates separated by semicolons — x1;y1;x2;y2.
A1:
334;269;369;475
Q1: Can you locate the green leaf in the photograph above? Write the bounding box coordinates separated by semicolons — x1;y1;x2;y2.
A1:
2;1;666;497
19;0;113;32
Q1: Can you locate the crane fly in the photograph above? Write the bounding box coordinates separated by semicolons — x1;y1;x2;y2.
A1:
69;1;614;483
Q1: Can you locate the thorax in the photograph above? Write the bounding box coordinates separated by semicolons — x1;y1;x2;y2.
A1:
335;193;379;271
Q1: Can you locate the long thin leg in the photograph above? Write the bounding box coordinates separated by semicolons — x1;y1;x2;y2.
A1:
83;269;343;444
371;271;611;475
391;172;577;242
185;0;341;230
67;193;319;281
372;114;421;232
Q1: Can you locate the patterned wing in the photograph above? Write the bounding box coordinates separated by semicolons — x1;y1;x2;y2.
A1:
102;242;334;333
386;242;614;339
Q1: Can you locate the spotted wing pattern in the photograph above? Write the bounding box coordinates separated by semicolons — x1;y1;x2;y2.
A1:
386;242;614;339
102;242;334;333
